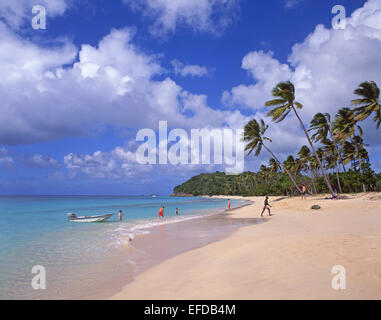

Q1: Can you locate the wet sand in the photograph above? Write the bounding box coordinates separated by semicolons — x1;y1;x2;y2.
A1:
126;208;259;280
112;193;381;300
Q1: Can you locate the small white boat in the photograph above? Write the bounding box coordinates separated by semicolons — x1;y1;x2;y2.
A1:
67;213;113;223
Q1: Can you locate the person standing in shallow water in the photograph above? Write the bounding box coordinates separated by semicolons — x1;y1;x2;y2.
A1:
175;208;179;216
159;206;164;219
261;196;272;217
228;199;231;211
118;210;123;221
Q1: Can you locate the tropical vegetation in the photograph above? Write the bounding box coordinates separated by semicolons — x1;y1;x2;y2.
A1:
173;81;381;197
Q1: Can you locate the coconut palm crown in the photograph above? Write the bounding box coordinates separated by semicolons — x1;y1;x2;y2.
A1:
352;81;381;128
309;113;332;142
309;112;346;172
265;81;303;122
333;107;363;142
243;119;271;157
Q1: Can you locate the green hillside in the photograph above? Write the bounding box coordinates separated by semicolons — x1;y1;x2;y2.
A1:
173;171;304;196
173;170;381;197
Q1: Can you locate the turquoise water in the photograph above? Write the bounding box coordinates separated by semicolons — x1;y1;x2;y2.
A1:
0;195;244;299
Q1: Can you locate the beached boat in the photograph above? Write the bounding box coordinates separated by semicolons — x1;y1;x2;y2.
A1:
67;213;113;223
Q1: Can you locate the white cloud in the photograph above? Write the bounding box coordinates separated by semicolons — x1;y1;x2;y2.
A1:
171;59;209;77
62;120;252;179
123;0;240;36
0;23;77;81
0;148;14;168
23;154;61;169
222;50;293;109
63;146;153;179
0;157;13;168
0;24;246;145
284;0;303;9
0;0;69;29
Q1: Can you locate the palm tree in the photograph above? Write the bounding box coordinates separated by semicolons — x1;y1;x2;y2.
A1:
259;165;270;183
268;158;280;177
243;118;302;194
341;140;356;169
247;173;257;191
238;172;257;193
265;81;335;196
341;137;370;192
352;135;370;173
334;107;366;192
309;148;322;193
333;107;363;140
352;81;381;128
283;155;301;176
297;145;311;171
309;112;346;172
297;145;317;194
322;138;343;193
236;172;249;193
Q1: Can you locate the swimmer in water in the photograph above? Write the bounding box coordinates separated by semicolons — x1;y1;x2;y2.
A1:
159;206;164;219
118;210;123;221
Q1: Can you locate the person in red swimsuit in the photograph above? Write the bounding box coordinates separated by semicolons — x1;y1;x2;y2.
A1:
228;199;231;211
118;210;123;221
159;206;164;219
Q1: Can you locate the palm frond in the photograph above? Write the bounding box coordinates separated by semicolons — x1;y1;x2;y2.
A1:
266;105;291;123
265;99;287;107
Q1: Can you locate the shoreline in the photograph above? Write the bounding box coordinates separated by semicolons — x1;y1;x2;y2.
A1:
106;199;255;299
112;192;381;300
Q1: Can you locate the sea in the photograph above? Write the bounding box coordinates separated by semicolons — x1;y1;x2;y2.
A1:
0;195;247;299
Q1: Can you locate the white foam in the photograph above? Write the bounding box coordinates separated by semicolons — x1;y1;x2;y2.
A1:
109;213;213;247
128;215;201;231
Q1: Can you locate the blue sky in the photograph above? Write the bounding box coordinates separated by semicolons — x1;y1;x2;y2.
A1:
1;0;380;195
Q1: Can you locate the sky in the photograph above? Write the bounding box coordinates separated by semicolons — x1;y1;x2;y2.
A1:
0;0;380;195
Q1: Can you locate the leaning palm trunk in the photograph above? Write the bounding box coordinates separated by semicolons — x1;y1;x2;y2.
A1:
335;163;343;194
327;125;346;172
291;105;335;196
351;137;366;193
332;142;344;191
359;160;366;193
330;135;346;173
262;144;302;194
310;168;318;194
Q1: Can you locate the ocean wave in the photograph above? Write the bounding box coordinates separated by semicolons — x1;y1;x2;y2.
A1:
109;213;215;247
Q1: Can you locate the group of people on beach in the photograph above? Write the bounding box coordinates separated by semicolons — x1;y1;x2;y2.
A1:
158;206;179;219
118;186;311;223
117;207;179;221
118;184;338;223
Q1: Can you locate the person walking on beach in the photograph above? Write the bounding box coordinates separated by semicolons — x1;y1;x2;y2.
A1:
261;196;272;217
118;210;123;221
301;184;307;200
228;199;231;211
159;206;164;219
175;208;179;216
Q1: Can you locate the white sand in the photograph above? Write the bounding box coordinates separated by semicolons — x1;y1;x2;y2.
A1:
112;193;381;300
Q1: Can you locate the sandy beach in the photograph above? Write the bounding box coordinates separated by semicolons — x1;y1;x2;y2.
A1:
112;193;381;300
